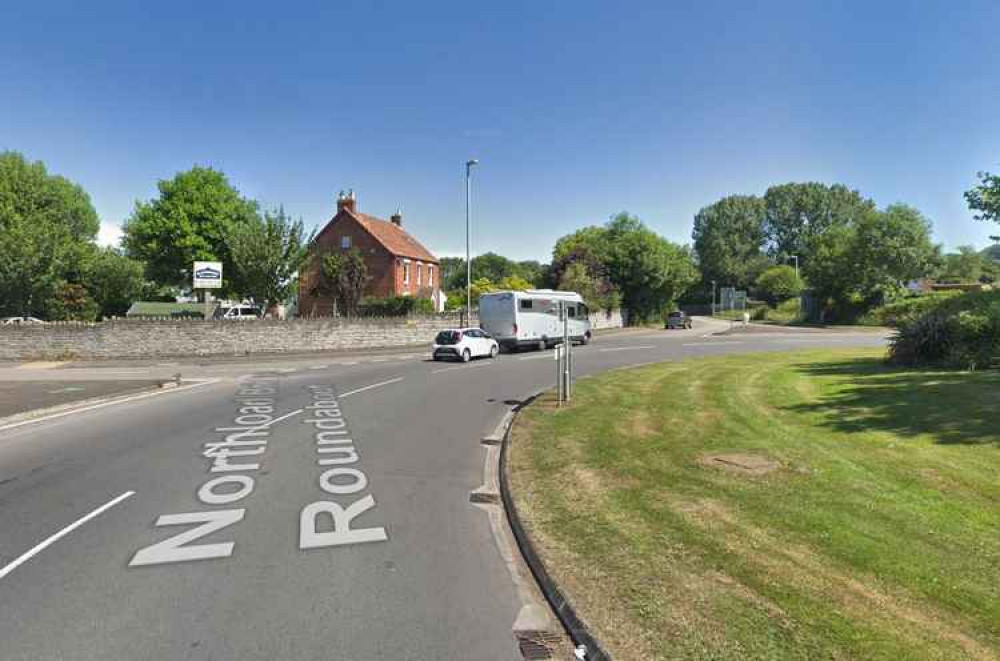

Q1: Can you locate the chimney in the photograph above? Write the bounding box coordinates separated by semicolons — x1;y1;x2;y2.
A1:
336;188;357;214
390;207;403;227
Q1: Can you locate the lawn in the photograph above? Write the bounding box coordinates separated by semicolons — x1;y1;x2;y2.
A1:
507;349;1000;660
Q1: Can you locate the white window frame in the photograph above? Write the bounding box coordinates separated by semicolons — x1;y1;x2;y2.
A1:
341;235;351;249
402;259;410;285
428;266;434;287
417;262;422;286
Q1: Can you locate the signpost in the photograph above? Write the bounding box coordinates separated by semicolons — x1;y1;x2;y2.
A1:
193;261;223;320
554;301;574;406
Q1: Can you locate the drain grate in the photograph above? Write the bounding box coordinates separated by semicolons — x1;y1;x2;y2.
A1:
516;630;565;660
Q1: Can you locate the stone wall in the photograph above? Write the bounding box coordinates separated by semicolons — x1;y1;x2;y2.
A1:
588;308;627;330
0;314;476;361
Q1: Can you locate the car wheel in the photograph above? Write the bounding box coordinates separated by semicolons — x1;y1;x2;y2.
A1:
490;344;499;358
538;338;547;351
581;332;591;345
462;348;471;363
687;321;693;329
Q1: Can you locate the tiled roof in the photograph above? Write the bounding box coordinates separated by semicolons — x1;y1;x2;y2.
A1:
347;210;439;263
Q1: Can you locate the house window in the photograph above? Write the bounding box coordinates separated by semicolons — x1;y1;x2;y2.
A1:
417;263;422;286
403;261;410;285
428;266;434;287
341;235;351;249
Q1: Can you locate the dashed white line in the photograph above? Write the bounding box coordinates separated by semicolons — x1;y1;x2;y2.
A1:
309;365;330;370
599;345;655;352
518;353;552;361
682;341;745;347
431;360;494;374
0;491;135;580
339;377;404;398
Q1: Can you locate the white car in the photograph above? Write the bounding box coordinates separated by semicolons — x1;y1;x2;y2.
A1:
431;328;499;362
1;316;46;325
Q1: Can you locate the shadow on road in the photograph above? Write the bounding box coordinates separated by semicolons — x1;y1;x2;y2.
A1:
784;357;1000;446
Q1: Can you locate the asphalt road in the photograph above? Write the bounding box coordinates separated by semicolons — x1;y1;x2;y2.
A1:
0;320;887;660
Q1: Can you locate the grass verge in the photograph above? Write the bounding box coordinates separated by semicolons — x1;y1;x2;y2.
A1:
507;349;1000;660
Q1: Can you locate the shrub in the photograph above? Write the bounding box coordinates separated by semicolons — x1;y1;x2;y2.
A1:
356;296;435;317
858;291;961;326
888;291;1000;369
755;265;804;306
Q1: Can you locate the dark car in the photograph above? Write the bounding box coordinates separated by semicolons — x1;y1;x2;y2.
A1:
665;310;692;329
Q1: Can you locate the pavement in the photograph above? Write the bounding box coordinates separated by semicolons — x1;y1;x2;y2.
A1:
0;317;888;660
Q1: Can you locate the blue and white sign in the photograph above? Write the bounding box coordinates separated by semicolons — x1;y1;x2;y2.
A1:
193;261;223;289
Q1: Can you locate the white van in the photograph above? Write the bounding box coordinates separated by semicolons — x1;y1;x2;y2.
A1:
479;290;591;351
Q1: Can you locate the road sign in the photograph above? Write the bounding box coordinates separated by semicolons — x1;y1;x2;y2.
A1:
193;261;223;289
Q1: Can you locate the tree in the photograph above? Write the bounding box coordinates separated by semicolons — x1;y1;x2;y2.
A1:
86;247;146;318
471;252;517;283
692;195;769;290
937;245;997;283
227;207;312;312
552;213;697;322
965;171;1000;238
497;275;533;291
557;261;621;312
321;248;368;316
763;182;875;262
803;204;936;319
0;151;100;317
754;265;804;306
123;166;258;290
512;260;545;286
439;256;466;292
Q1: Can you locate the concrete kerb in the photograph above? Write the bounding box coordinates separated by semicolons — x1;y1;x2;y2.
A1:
479;391;612;661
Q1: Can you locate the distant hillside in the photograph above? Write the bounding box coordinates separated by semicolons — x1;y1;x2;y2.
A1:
983;244;1000;262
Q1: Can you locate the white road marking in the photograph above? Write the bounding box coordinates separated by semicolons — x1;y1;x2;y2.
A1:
431;360;494;374
517;353;551;361
370;358;388;363
339;361;359;366
682;341;745;347
338;377;404;398
599;345;655;352
310;365;330;370
275;368;297;373
0;491;135;580
0;379;219;434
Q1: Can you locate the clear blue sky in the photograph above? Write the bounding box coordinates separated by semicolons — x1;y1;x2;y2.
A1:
2;1;998;260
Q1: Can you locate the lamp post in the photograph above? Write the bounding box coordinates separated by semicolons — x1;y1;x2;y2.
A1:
711;280;717;316
465;159;478;325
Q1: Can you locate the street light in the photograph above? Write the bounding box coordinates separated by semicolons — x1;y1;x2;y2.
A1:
465;159;478;324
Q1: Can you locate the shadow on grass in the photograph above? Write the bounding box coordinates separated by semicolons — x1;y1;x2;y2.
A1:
784;357;1000;446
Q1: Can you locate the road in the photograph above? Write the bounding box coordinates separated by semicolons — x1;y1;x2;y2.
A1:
0;320;887;660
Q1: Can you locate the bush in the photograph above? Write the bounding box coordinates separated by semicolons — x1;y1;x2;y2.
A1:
755;265;804;306
888;291;1000;369
356;296;435;317
858;291;961;327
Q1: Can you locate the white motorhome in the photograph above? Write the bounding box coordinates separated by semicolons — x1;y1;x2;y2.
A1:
479;290;591;351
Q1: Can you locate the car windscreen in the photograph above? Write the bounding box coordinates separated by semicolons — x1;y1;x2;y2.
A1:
668;311;683;317
435;330;462;345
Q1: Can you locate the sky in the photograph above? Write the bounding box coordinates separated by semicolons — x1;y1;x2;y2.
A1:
2;0;999;261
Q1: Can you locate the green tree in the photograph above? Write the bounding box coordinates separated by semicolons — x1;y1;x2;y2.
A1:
227;207;312;312
965;171;1000;237
803;204;936;319
512;260;545;286
123;166;258;290
553;213;697;322
937;245;995;283
557;261;621;312
496;275;533;291
439;256;466;292
86;247;146;318
0;151;100;317
471;252;516;283
763;182;876;262
321;248;368;316
754;265;804;306
45;283;99;321
692;195;769;290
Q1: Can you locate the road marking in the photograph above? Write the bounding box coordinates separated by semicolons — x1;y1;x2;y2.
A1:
517;353;551;361
338;377;404;398
431;360;494;374
0;491;135;580
46;386;86;394
370;358;388;363
275;368;297;373
0;379;219;434
682;341;745;347
599;345;655;352
310;365;330;370
339;361;359;366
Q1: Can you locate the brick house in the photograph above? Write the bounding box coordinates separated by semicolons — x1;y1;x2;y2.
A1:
298;190;444;316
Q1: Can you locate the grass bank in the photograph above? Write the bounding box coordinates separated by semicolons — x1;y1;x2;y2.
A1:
508;349;1000;660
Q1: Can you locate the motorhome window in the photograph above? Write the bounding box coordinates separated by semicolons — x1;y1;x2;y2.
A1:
567;306;576;318
579;303;588;317
519;299;533;310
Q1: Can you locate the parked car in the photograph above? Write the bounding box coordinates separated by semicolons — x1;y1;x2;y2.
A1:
431;328;499;362
1;316;46;325
665;310;692;329
213;305;263;320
